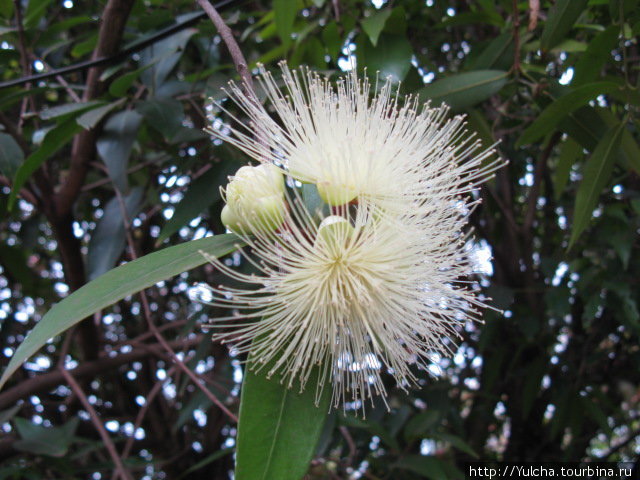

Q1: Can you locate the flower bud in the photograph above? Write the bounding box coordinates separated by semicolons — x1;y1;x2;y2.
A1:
315;215;355;248
222;164;286;234
316;181;358;206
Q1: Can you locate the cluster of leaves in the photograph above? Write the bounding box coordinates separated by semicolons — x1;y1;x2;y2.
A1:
0;0;639;479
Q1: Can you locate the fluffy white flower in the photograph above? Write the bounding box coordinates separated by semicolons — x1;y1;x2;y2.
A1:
202;63;502;409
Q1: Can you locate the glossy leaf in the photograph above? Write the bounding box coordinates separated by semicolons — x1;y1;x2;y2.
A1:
417;70;508;111
7;119;81;210
573;26;620;85
235;357;331;480
136;98;184;142
540;0;589;50
553;137;582;200
39;101;104;121
518;82;619;146
360;33;413;82
87;188;144;280
569;123;624;248
76;98;127;130
0;234;240;390
394;455;448;480
13;417;79;457
96;110;143;192
140;28;196;90
361;9;391;47
274;0;296;47
0;132;24;178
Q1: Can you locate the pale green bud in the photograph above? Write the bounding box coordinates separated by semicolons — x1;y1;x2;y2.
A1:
315;215;355;247
222;164;286;234
220;204;246;234
316;181;358;206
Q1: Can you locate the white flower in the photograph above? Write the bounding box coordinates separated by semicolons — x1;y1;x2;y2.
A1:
203;63;502;409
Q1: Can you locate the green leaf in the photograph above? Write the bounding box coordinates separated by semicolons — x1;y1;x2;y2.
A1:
572;26;620;85
569;123;624;248
0;132;24;179
157;162;237;244
466;32;514;70
39;101;104;121
431;432;479;459
177;448;234;479
13;417;79;457
140;28;196;90
417;70;508;111
76;98;127;130
109;64;154;97
517;82;619;146
361;9;392;47
394;455;448;480
404;410;441;441
540;0;589;51
274;0;296;47
136;99;184;142
0;234;240;390
553;137;582;200
87;188;144;280
24;0;52;29
321;21;341;60
235;356;331;480
360;33;413;82
7;119;81;210
96;110;143;192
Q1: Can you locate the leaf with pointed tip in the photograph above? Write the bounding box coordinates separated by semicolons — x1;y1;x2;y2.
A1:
569;123;624;248
0;234;240;390
417;70;508;111
235;356;331;480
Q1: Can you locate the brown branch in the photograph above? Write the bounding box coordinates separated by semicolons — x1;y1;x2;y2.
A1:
55;0;136;216
60;368;133;480
528;0;540;31
195;0;254;97
512;0;521;73
0;337;202;410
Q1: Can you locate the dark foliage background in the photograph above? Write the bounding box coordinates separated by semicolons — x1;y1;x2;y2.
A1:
0;0;638;478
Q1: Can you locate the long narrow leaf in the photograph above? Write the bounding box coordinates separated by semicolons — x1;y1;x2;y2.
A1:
0;234;240;390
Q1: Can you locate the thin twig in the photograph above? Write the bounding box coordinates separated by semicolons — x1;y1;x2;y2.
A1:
60;368;133;480
195;0;255;97
113;187;239;423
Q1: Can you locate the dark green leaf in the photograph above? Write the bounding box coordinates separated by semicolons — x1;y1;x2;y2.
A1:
39;101;104;121
417;70;508;111
360;33;413;82
96;110;143;192
235;357;331;480
13;417;79;457
274;0;296;47
540;0;589;51
24;0;52;29
553;137;582;200
573;26;620;85
466;32;514;70
109;64;154;97
136;99;184;142
177;448;234;479
394;455;448;480
404;410;441;441
321;21;341;60
0;132;24;178
569;123;624;248
87;188;144;280
140;28;196;90
0;234;240;390
518;82;619;146
8;119;81;210
76;98;127;130
361;9;392;47
431;432;479;459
